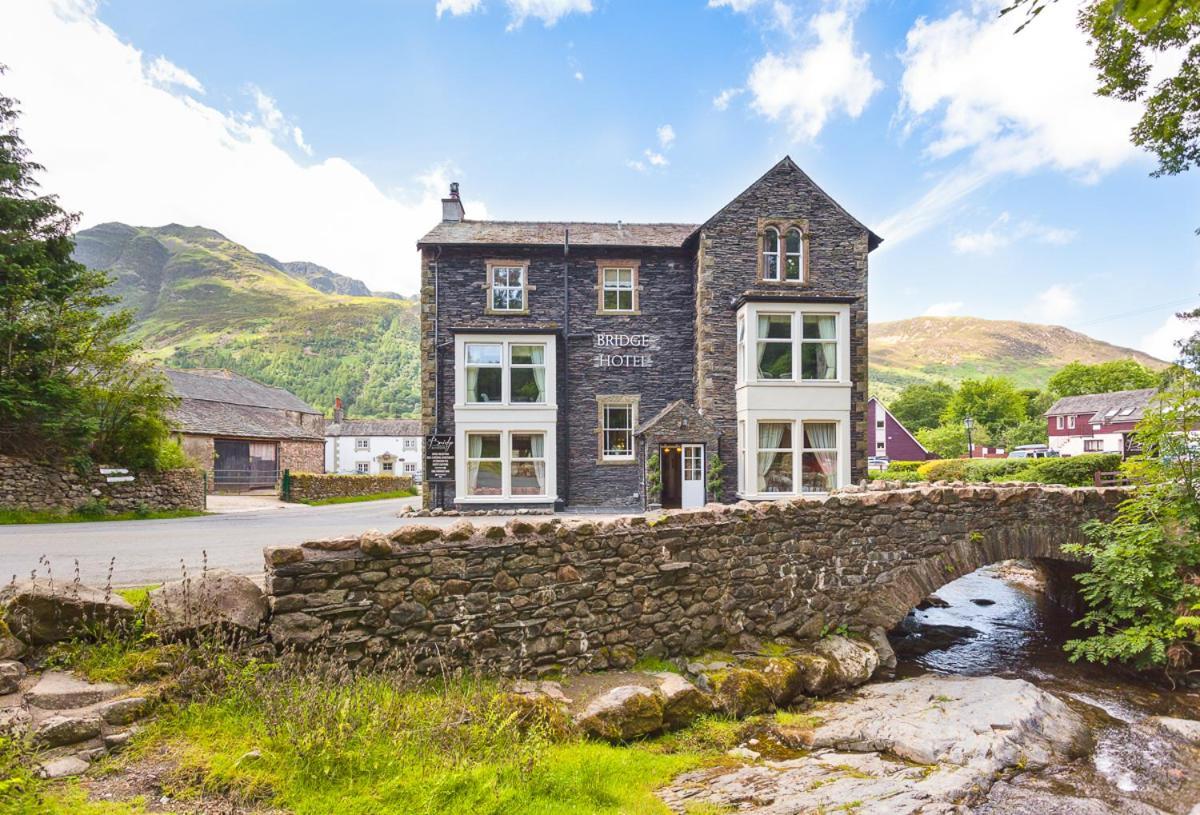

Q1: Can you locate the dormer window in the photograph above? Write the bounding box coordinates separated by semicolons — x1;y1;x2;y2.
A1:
785;228;803;281
762;227;781;280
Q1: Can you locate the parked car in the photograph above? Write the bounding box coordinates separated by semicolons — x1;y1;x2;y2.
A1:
1007;445;1060;460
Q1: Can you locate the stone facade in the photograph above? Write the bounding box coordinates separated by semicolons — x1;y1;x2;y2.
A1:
279;440;326;477
285;473;414;503
420;158;877;510
695;160;872;493
265;483;1122;674
0;455;205;514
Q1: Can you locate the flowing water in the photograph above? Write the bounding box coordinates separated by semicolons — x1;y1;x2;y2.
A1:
890;563;1200;814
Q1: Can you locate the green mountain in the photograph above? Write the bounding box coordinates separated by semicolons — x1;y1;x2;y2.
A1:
73;223;1169;419
869;316;1169;403
73;223;419;418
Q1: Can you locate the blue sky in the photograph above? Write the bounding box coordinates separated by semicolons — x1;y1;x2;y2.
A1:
2;0;1196;358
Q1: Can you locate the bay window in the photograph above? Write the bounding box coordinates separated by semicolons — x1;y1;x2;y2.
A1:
511;433;547;495
466;431;547;498
465;343;503;403
464;342;545;404
757;422;793;493
801;422;838;493
756;315;793;380
800;315;837;380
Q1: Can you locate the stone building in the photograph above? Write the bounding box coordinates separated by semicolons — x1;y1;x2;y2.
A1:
165;369;325;491
418;158;880;511
326;398;423;479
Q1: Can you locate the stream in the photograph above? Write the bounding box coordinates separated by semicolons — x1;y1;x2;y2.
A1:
890;562;1200;814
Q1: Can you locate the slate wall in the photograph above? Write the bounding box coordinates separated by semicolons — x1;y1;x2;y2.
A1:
265;483;1123;674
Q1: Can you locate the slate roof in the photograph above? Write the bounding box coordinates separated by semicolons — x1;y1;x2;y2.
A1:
418;220;698;249
1045;388;1157;424
164;369;323;441
327;419;422;437
165;369;320;414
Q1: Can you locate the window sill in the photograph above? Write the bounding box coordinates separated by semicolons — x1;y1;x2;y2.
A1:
596;310;642;317
597;457;636;466
456;403;557;410
736;380;850;389
483;309;531;316
756;279;808;286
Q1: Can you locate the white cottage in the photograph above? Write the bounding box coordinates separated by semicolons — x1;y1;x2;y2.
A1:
325;409;423;480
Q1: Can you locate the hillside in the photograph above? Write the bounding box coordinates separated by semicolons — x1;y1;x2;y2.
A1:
870;316;1168;402
73;223;419;418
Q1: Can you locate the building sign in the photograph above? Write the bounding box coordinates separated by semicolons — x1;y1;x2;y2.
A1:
100;467;134;483
593;333;656;368
425;434;455;483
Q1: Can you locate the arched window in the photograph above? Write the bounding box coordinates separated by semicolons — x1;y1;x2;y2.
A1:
785;228;803;281
762;227;780;280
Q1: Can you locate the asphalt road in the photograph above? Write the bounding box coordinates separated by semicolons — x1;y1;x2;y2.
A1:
0;497;449;587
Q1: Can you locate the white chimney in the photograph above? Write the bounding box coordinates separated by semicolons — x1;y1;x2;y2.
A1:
441;182;465;223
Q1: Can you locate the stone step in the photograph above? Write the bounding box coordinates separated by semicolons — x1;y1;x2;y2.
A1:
24;671;127;710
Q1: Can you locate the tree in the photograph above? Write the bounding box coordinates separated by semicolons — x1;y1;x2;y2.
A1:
1002;0;1200;182
887;382;954;433
998;418;1048;450
0;74;172;467
1048;359;1161;397
1064;308;1200;674
1019;388;1055;420
916;422;993;459
940;377;1027;435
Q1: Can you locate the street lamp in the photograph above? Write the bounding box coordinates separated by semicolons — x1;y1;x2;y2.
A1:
963;416;975;459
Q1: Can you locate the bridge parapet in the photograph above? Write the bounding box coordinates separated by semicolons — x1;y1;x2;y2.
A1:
264;483;1127;675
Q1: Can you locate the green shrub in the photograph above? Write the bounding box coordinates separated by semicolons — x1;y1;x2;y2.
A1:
154;438;194;471
916;459;969;482
963;458;1029;482
884;460;925;473
879;468;924;483
1022;453;1122;486
74;497;107;519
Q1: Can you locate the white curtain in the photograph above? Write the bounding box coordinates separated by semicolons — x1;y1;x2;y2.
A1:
806;423;838;489
757;422;787;490
531;434;546;492
532;365;545;402
468;434;483;492
815;316;836;379
466;367;479;402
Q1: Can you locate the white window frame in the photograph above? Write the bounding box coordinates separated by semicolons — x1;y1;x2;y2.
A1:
381;460;394;473
461;340;549;406
1067;415;1076;429
404;462;418;474
756;420;794;494
355;461;370;474
464;429;549;499
736;313;746;385
510;432;548;497
1055;416;1064;430
598;396;638;463
800;421;839;494
762;226;781;281
799;313;839;381
755;313;794;380
784;227;803;281
1084;439;1104;452
403;438;417;451
599;266;637;314
355;438;370;451
486;261;528;313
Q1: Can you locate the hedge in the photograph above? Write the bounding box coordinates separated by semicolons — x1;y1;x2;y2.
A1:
916;458;970;482
1018;453;1123;486
884;460;926;473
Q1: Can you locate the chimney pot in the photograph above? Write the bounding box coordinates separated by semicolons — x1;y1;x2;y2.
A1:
442;182;465;223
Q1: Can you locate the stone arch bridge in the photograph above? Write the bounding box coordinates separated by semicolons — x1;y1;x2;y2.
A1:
266;483;1126;674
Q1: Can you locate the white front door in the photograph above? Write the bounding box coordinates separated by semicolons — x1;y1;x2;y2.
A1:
681;444;705;509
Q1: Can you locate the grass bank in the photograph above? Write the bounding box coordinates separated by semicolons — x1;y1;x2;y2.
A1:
0;508;204;525
299;487;418;506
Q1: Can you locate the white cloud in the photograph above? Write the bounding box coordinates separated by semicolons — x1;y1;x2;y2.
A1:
881;0;1165;248
437;0;592;28
1031;284;1080;323
1;0;476;293
436;0;482;17
712;87;744;111
573;70;584;81
656;124;675;148
708;0;762;11
626;158;646;173
738;0;881;141
1140;313;1194;363
292;126;313;157
644;150;668;167
950;211;1076;254
147;56;203;94
924;301;964;317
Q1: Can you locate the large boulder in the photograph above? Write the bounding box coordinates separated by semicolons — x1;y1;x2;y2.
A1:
708;667;775;717
810;635;879;690
741;657;805;707
0;619;25;660
148;569;267;638
651;672;713;729
34;713;102;748
0;580;134;644
575;685;665;741
0;660;26;695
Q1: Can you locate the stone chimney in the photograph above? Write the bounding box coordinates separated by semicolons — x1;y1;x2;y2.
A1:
333;396;345;424
441;182;465;223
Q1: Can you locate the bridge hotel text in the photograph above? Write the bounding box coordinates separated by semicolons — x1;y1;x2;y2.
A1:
417;159;880;511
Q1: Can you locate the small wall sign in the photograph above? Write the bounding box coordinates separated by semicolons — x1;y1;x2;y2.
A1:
425;434;455;483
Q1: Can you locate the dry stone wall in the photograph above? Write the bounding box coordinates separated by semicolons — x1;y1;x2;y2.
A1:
264;483;1124;675
286;473;414;503
0;455;205;515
